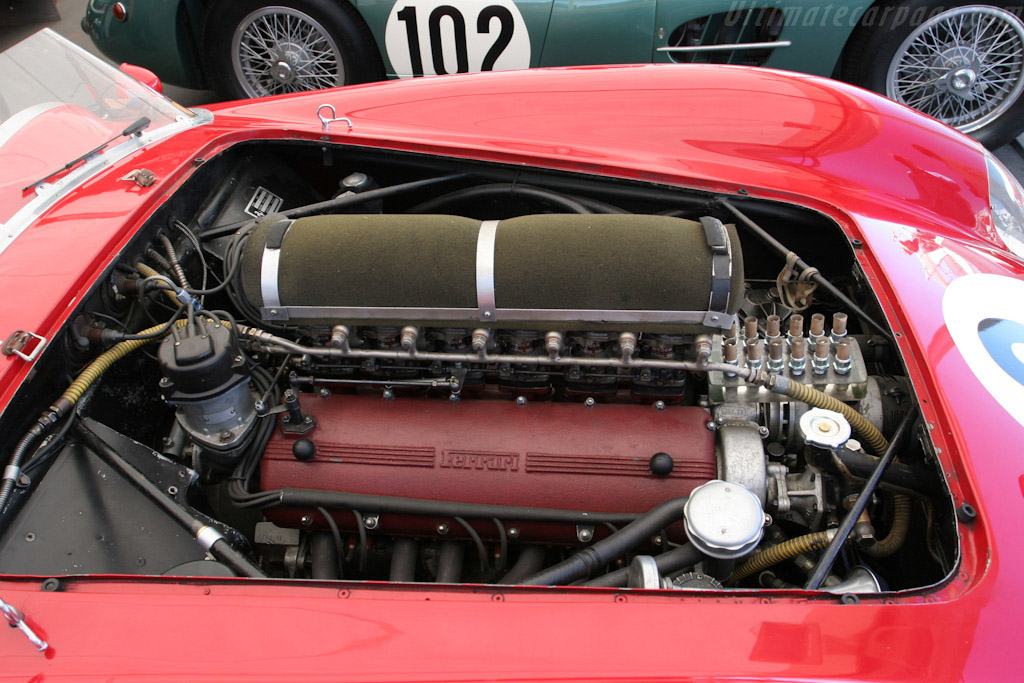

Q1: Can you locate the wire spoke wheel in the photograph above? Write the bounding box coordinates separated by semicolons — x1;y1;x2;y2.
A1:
231;6;345;98
886;6;1024;133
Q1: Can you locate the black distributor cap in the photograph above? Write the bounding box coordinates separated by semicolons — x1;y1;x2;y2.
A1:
157;319;248;403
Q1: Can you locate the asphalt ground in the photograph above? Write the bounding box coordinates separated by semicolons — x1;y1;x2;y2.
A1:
3;0;1024;179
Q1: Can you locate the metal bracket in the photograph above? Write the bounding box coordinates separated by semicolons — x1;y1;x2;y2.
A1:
0;595;48;652
120;168;156;187
317;104;353;134
1;330;46;362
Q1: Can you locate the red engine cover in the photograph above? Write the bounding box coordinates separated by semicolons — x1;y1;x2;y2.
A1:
261;393;716;542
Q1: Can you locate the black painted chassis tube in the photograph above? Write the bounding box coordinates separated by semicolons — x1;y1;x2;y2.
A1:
521;496;689;586
74;423;266;579
804;410;916;590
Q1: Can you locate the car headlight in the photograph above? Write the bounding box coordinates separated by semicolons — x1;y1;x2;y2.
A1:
987;152;1024;257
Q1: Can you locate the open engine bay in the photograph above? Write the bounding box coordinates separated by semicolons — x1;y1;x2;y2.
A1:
0;142;957;594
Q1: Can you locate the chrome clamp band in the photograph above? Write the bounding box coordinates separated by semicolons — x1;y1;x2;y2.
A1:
476;220;499;321
2;465;19;482
260;248;282;309
196;525;226;551
260;218;294;310
700;216;734;329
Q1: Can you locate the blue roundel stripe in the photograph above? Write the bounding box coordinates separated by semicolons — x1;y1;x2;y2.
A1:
978;318;1024;387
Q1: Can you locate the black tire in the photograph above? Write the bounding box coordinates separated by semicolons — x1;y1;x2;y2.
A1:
203;0;384;100
843;0;1024;149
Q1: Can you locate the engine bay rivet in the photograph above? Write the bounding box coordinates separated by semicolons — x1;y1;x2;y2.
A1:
364;515;379;530
585;397;596;407
319;388;330;398
516;396;527;406
437;523;449;535
507;527;519;538
654;400;666;411
383;388;394;401
301;515;313;526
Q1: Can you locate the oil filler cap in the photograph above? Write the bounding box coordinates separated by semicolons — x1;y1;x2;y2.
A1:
684;480;765;560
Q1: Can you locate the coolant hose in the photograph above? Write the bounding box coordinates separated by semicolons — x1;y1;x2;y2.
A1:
582;543;704;588
862;496;912;557
770;376;888;455
766;375;911;557
521;496;689;586
730;530;835;582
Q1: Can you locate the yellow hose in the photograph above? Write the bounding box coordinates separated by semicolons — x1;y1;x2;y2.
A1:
56;321;176;412
781;380;888;455
136;262;182;307
730;531;833;582
863;495;912;557
773;379;911;557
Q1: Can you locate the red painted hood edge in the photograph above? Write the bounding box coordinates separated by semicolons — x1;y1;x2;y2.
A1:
204;64;998;247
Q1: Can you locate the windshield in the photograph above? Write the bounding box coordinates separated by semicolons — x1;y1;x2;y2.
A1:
0;29;199;225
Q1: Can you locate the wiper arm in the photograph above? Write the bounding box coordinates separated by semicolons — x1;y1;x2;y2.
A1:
21;116;151;193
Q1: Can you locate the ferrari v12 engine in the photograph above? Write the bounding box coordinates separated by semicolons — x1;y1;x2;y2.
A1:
0;144;954;594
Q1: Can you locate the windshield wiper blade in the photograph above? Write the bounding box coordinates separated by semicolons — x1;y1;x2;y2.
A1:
21;116;151;193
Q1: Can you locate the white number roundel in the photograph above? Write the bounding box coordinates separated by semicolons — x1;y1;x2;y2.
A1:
385;0;531;78
943;272;1024;429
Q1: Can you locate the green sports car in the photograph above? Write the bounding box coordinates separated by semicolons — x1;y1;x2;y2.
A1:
83;0;1024;148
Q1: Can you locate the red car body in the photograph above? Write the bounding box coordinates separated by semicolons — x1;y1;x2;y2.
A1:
1;63;1022;680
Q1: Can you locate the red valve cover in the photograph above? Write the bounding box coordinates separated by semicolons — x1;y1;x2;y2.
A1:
261;393;716;542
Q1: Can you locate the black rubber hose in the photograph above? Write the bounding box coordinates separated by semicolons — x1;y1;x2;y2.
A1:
582;543;703;588
436;541;464;583
455;516;489;572
389;538;418;582
521;496;689;586
498;546;547;585
316;506;344;579
826;446;941;497
0;414;58;514
278;488;641;524
200;174;469;239
406;183;591;214
310;532;339;580
74;423;265;578
351;509;368;574
804;410;916;590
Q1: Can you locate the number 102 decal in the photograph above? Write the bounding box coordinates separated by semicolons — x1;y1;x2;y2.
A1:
384;0;531;78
